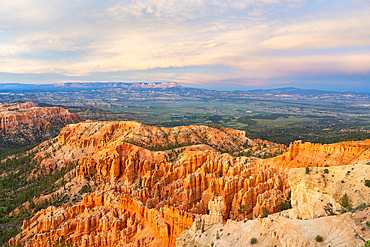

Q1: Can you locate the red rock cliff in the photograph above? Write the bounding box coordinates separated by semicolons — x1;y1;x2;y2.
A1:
0;102;83;130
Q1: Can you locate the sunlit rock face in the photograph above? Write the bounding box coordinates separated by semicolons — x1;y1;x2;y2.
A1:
0;102;84;147
259;139;370;170
289;161;370;219
176;162;370;247
9;120;370;247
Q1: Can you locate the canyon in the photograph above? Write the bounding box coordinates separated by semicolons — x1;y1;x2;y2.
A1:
6;120;370;246
0;102;84;150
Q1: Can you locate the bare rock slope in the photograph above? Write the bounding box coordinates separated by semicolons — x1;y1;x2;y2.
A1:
0;102;84;149
177;162;370;247
7;120;370;247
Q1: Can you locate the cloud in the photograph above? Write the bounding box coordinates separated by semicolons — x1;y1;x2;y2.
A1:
0;0;369;88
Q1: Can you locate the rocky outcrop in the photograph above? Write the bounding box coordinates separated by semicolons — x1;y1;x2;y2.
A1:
177;207;370;247
0;102;39;111
18;184;194;247
202;197;225;225
189;197;225;233
253;138;287;150
0;102;84;148
0;102;83;130
9;121;370;247
259;140;370;171
56;121;248;153
289;160;370;219
177;162;370;247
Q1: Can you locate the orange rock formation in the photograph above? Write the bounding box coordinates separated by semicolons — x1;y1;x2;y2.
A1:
9;121;370;247
0;102;83;131
260;139;370;171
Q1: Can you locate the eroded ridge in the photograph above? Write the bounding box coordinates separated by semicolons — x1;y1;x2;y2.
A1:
9;121;370;247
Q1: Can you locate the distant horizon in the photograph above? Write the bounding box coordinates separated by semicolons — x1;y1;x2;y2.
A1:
0;81;369;93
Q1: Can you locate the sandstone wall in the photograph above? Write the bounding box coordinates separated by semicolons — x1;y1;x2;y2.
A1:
0;102;83;130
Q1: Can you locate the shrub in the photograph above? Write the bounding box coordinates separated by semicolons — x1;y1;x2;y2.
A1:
261;207;270;218
324;203;336;216
279;200;292;211
339;193;352;213
201;224;205;233
306;167;310;174
80;184;91;194
365;180;370;188
315;235;323;242
279;191;292;212
250;238;257;244
366;221;370;228
238;204;248;219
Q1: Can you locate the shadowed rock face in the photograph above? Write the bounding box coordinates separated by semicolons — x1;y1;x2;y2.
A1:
9;121;370;247
0;102;84;149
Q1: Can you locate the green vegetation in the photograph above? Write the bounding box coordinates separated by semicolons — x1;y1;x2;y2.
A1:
261;207;270;218
0;143;38;162
279;192;292;211
0;145;75;245
315;235;323;242
312;133;370;145
53;235;72;247
238;204;248;219
80;184;92;194
3;85;370;146
62;96;370;145
339;193;352;213
216;231;220;240
306;167;310;174
324;203;336;216
365;180;370;188
250;237;257;244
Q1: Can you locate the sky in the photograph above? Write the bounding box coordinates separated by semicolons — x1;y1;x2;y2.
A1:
0;0;369;91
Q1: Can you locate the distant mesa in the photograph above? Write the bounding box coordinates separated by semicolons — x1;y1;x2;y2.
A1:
0;82;183;90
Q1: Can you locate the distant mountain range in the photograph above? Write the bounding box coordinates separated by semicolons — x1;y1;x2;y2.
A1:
248;87;369;96
0;82;182;90
0;82;365;95
0;82;369;103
